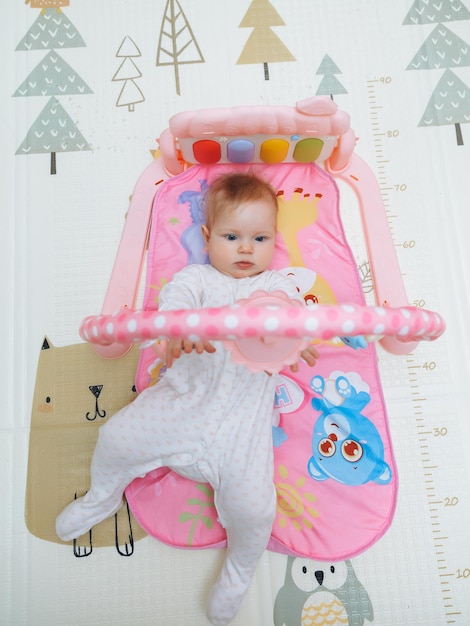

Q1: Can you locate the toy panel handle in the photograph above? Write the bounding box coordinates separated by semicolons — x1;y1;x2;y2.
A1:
93;160;167;359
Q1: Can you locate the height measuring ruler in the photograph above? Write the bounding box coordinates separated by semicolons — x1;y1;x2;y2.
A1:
366;76;469;624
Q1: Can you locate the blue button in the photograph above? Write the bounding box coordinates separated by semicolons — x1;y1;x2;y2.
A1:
227;139;255;163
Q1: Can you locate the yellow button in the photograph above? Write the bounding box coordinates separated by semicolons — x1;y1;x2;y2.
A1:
260;139;289;163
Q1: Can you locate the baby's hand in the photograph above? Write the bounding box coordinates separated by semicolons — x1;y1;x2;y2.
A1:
289;344;320;373
165;338;216;368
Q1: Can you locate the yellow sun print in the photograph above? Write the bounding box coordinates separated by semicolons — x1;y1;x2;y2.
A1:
275;464;319;531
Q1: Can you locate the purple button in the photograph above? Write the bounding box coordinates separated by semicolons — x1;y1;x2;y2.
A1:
227;139;255;163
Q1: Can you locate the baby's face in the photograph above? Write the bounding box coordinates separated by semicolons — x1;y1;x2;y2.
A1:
202;199;276;278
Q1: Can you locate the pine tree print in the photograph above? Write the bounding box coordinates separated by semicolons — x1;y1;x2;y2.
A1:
13;7;92;174
403;0;470;145
237;0;295;80
315;55;348;99
156;0;204;96
112;36;145;112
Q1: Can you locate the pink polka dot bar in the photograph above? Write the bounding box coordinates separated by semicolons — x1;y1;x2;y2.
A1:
80;293;446;348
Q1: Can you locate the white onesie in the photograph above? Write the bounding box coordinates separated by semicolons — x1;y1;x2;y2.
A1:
56;264;302;626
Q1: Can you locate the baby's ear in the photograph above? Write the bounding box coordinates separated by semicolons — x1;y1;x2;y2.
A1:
201;224;210;244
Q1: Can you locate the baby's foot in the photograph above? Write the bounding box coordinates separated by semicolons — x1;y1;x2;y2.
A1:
206;579;246;626
56;494;123;542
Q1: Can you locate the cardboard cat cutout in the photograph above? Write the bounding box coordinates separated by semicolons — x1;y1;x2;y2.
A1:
26;338;146;553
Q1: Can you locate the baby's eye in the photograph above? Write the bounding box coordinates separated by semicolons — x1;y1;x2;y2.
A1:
255;235;267;242
225;234;237;241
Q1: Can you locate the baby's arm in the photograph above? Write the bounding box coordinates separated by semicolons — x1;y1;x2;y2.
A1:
158;267;216;367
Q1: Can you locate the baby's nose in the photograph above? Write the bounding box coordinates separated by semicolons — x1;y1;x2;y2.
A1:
238;240;253;253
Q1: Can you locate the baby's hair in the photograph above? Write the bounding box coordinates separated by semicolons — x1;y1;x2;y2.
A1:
204;172;278;229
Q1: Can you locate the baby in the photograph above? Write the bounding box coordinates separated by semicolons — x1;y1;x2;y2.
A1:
56;171;319;625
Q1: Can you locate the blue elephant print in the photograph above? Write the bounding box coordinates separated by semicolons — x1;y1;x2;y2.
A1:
178;179;209;265
308;373;392;486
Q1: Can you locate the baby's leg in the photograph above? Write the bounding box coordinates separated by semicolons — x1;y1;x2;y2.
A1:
56;388;161;541
206;465;276;625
